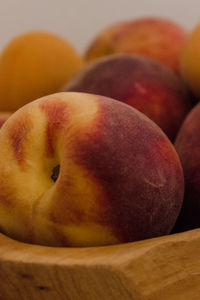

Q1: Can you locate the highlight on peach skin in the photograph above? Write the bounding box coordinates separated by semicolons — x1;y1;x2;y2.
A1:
63;54;192;141
85;17;187;73
0;31;83;112
0;92;184;247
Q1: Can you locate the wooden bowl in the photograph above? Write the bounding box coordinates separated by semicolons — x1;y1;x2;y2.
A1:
0;229;200;300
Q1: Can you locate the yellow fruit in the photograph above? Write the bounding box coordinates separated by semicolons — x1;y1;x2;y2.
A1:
0;31;83;111
180;23;200;97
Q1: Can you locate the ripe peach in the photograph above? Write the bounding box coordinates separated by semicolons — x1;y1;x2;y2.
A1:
85;17;187;73
175;103;200;230
0;112;12;128
0;92;184;247
0;31;83;111
63;55;192;141
180;23;200;97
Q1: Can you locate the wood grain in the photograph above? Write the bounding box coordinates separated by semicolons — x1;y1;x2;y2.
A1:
0;229;200;300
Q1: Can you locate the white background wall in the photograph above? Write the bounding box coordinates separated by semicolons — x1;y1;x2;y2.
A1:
0;0;199;54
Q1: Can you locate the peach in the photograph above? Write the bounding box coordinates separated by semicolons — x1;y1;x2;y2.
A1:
85;17;187;73
63;55;192;141
0;92;184;247
180;23;200;97
174;103;200;231
0;31;83;111
0;112;12;128
0;92;184;246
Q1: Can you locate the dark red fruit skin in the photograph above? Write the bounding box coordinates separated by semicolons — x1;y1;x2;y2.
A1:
174;103;200;232
74;96;184;242
63;54;193;141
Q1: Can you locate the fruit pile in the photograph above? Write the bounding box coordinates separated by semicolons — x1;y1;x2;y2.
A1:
0;17;199;247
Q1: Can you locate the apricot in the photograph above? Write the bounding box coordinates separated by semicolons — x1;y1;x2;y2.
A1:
64;55;192;141
180;23;200;97
0;31;83;111
85;17;187;73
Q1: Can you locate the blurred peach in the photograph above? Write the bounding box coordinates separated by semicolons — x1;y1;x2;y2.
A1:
180;23;200;97
64;54;192;140
0;112;12;128
175;102;200;231
85;17;187;73
0;31;83;111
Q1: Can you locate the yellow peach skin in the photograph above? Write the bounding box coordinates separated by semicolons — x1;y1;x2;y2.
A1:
0;92;184;247
180;23;200;97
0;31;83;111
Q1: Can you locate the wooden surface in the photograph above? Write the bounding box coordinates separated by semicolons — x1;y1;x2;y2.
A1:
0;229;200;300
